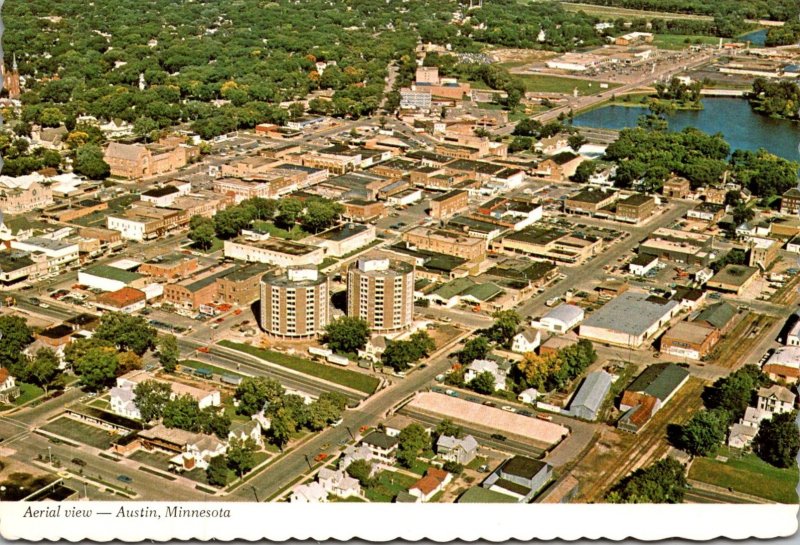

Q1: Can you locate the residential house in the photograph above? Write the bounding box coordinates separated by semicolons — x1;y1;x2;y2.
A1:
138;424;226;471
780;187;800;216
339;444;375;472
0;368;20;403
360;431;399;464
511;328;541;354
518;388;539;405
408;467;452;502
481;456;553;502
228;420;264;449
317;467;363;500
289;481;329;503
464;359;508;390
756;385;796;416
436;434;479;465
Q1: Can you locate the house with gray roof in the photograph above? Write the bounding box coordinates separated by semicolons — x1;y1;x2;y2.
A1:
436;434;479;465
482;455;553;502
464;359;508;391
568;370;613;421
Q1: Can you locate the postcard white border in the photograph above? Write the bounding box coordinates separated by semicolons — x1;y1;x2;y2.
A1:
0;503;797;541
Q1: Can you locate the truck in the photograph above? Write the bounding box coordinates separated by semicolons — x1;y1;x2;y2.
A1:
220;374;242;386
309;346;333;358
327;354;350;366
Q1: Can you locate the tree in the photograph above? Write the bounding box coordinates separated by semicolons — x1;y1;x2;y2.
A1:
442;461;464;474
63;337;114;369
117;351;143;374
275;198;304;229
323;317;370;354
206;454;231;487
72;144;110;180
571;160;597;184
0;315;34;376
235;376;285;416
133;380;173;422
302;199;343;233
188;216;216;250
162;394;202;432
568;133;587;152
200;407;231;439
732;203;755;227
410;330;436;358
157;334;180;373
704;365;765;422
754;412;800;468
267;407;296;450
227;437;257;478
607;457;688;504
94;312;157;356
457;336;490;365
28;348;62;395
345;459;374;487
74;346;119;391
677;408;730;456
470;371;497;395
382;340;420;372
488;310;521;348
397;423;430;468
435;419;463;441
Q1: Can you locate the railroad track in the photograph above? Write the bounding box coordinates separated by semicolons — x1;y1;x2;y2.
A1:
576;378;705;502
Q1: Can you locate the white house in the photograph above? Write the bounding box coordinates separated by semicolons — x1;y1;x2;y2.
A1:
786;319;800;347
532;304;585;334
517;388;539;405
511;328;541;354
289;481;329;503
228;420;264;448
317;468;363;499
408;467;452;502
464;359;507;390
339;444;375;472
756;385;795;416
436;434;479;465
0;367;20;403
695;268;714;285
728;422;758;449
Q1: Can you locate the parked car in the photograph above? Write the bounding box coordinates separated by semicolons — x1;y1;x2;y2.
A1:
313;453;329;463
71;458;87;467
490;433;507;441
482;401;496;408
116;475;133;483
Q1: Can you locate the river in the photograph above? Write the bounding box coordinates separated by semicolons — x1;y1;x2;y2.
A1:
572;97;800;162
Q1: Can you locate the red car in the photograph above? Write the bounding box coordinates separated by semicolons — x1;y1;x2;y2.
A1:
313;453;329;463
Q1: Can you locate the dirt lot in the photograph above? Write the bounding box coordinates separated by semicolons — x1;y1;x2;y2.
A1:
487;48;557;67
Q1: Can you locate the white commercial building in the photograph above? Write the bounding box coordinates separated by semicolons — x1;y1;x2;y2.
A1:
579;291;679;348
532;304;585;334
10;237;79;273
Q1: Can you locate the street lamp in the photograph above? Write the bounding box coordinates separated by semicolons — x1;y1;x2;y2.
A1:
303;454;312;471
345;426;355;441
250;485;260;503
48;446;52;465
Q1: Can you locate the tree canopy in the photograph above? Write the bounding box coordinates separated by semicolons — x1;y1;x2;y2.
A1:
323;316;370;355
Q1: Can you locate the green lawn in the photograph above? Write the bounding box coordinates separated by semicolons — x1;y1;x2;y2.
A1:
652;34;724;50
193;237;224;254
88;398;111;410
329;495;367;502
41;417;118;450
318;257;340;270
252;221;310;241
516;74;619;95
364;471;418;502
13;383;45;406
396;459;430;476
689;448;799;504
466;456;488;471
218;341;379;394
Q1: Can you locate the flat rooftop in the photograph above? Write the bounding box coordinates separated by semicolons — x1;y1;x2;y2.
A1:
230;237;321;256
314;223;370;242
581;290;678;337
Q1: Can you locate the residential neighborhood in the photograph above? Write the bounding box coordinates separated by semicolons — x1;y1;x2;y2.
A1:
0;0;799;515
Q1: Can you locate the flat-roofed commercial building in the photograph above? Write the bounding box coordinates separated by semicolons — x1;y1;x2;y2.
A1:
347;256;414;334
260;267;330;339
564;188;619;216
217;262;271;306
496;226;601;265
429;190;469;220
302;223;376;258
139;254;199;280
615;193;656;223
579;291;680;348
223;237;325;267
706;264;759;295
638;228;713;266
106;205;188;242
402;227;486;261
11;237;80;272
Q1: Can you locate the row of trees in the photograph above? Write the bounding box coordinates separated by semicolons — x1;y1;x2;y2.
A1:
188;196;343;249
512;339;598;393
571;0;799;22
607;457;688;503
